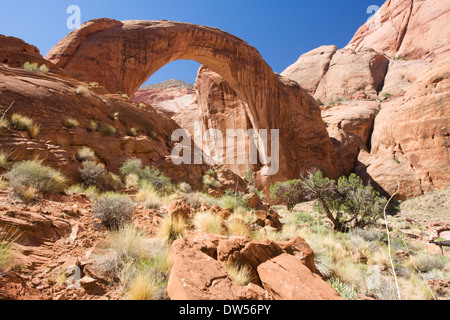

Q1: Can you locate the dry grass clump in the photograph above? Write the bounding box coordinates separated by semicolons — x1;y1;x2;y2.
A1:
63;118;79;128
76;147;96;163
224;263;253;286
10;113;40;138
193;211;223;234
91;225;170;300
157;215;187;244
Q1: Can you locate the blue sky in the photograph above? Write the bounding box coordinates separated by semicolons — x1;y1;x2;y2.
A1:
0;0;385;85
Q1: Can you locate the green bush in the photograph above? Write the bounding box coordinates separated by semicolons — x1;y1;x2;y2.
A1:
98;124;116;136
120;158;172;194
6;159;66;200
270;179;303;211
79;161;122;191
92;193;136;229
301;170;386;232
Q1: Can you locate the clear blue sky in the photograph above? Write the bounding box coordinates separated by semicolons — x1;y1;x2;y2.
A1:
0;0;385;85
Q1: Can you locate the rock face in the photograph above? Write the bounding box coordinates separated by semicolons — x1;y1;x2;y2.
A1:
282;47;389;104
321;101;380;177
346;0;450;62
0;36;210;189
279;0;450;199
167;234;340;300
281;45;338;96
380;59;432;98
132;80;196;117
46;18;341;188
313;48;389;103
357;57;450;199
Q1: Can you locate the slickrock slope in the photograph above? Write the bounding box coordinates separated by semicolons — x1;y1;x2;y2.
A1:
347;0;450;62
0;36;209;189
46;18;341;188
281;45;338;97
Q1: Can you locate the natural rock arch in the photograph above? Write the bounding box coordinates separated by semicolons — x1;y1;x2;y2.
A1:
47;18;340;186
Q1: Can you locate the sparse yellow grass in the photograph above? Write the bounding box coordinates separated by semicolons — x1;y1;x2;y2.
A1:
11;114;40;138
0;151;10;169
157;215;187;244
76;85;89;96
109;224;150;263
224;219;252;238
27;123;40;139
224;263;253;286
0;178;8;191
125;272;160;300
63;118;79;128
193;211;223;234
11;113;33;131
125;174;140;189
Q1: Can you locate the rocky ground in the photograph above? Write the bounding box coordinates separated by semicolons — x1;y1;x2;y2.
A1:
0;182;448;300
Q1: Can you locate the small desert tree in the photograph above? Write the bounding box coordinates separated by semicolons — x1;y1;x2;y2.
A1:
300;170;386;232
269;179;303;211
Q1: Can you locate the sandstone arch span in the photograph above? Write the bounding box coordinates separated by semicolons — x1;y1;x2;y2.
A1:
46;18;340;186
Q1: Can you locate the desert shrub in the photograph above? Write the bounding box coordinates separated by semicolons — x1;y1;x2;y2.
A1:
66;184;85;195
327;277;359;300
6;159;66;201
127;128;137;137
202;169;220;189
76;147;96;163
89;121;98;132
63;118;79;128
39;64;49;73
79;161;122;191
382;92;392;100
125;271;161;300
79;161;107;186
185;192;203;209
178;182;193;194
120;158;143;177
409;253;447;273
221;192;251;212
270;179;303;211
22;62;39;73
92;193;135;229
98;124;116;136
300;170;386;232
120;158;172;194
